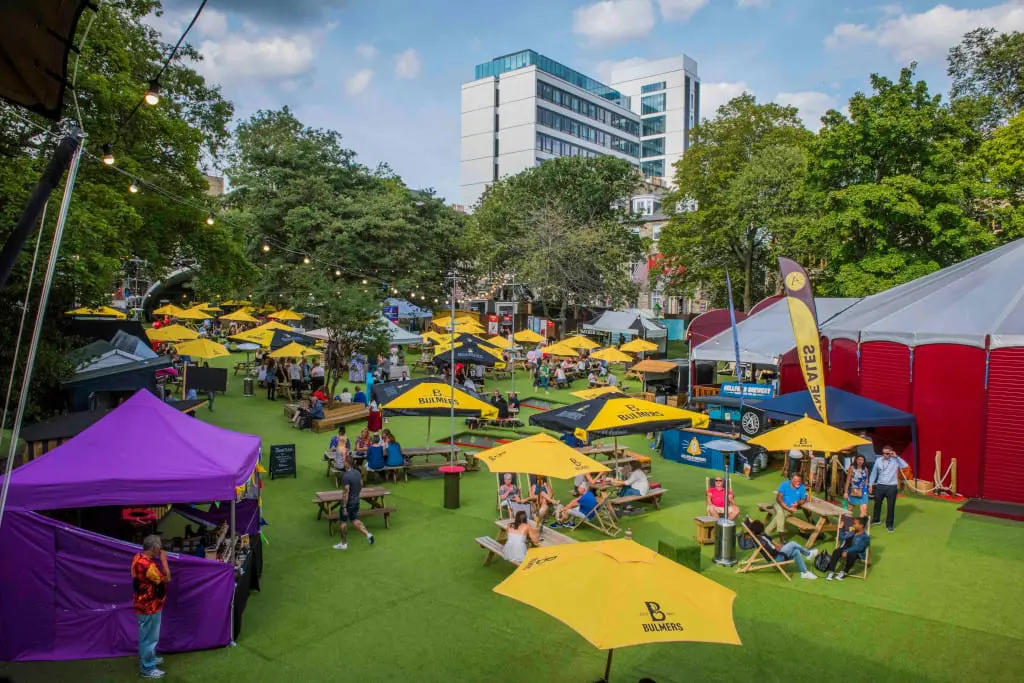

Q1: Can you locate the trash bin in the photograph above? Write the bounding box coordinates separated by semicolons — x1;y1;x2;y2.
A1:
243;377;254;397
440;465;465;510
713;518;737;566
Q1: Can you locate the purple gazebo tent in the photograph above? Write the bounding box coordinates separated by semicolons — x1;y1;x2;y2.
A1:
0;390;262;662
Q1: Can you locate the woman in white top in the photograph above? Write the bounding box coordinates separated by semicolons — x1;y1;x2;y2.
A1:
502;510;538;564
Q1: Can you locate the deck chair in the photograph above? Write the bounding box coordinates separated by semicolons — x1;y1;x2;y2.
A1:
735;517;794;582
834;515;871;579
564;494;621;537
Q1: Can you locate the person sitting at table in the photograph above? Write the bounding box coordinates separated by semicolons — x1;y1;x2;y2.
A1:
553;365;568;389
355;428;372;453
769;473;809;541
526;475;557;524
495;394;510;420
507;391;520;414
588;371;599;387
748;519;820;580
463;376;477;393
825;515;871;581
609;460;650;498
330;425;351;455
706;476;740;521
502;510;539;564
339;387;353;404
552;483;599;528
606;371;618;387
497;473;531;519
352;386;367;405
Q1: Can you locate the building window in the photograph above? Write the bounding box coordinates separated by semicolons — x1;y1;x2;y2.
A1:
641;160;665;178
641;93;666;115
494;138;499;157
641;137;665;158
536;80;639;136
535;132;603;160
642;116;665;137
494;163;499;181
536;107;640;158
641;81;666;94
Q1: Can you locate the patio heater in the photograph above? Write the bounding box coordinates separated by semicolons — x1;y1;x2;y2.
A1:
704;439;751;566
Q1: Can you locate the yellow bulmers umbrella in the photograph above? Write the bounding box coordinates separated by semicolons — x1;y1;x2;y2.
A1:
563;335;599;351
434;341;505;362
146;325;198;342
432;311;476;327
620;338;658;353
254;320;294;332
65;306;126;319
514;329;546;344
381;378;498;419
530;395;709;439
174;308;212;321
175;339;230;360
475;433;609;479
230;328;274;348
220;309;259;323
541;342;580;358
269;309;304;321
268;342;321;359
748;416;870;452
494;539;741;679
590;347;634;364
487;335;512;349
221;299;252;306
152;304;187;317
571;386;626;400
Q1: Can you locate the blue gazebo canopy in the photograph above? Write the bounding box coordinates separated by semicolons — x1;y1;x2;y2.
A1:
758;386;915;429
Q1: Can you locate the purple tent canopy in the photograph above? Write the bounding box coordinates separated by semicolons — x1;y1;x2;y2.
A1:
0;390;261;510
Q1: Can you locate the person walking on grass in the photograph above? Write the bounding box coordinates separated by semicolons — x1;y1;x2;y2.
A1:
333;457;374;550
869;445;908;532
132;535;170;678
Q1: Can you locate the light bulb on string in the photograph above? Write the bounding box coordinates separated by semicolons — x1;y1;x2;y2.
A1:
361;279;367;285
128;181;139;194
261;242;270;252
101;144;115;165
144;79;161;106
335;269;341;276
303;255;311;265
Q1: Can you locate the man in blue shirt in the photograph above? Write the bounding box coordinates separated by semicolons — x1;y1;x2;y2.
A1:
769;473;808;538
553;484;599;527
352;387;367;405
869;445;908;532
825;515;871;580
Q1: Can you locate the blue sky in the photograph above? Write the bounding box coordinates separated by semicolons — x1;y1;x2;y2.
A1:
153;0;1024;204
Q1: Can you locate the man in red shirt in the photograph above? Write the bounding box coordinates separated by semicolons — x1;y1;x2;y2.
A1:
131;535;171;679
706;476;740;520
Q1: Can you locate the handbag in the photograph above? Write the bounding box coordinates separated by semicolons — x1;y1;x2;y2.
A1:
850;487;864;498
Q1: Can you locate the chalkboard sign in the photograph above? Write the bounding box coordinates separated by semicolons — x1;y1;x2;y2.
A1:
183;366;228;393
269;444;297;479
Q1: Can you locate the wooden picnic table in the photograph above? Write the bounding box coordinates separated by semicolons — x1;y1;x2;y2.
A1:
495;518;576;548
576;445;620;457
798;497;847;548
402;446;452;460
312;486;394;531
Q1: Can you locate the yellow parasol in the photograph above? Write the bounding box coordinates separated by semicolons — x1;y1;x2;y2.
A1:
269;308;304;321
590;347;634;364
487;335;513;349
268;342;321;359
152;304;187;317
513;329;546;344
530;395;709;440
230;328;274;348
620;338;658;354
253;320;294;332
65;306;126;319
571;386;626;400
174;308;212;321
541;342;580;358
494;539;741;680
174;339;230;360
380;378;498;419
748;416;870;453
474;433;609;479
562;335;599;351
220;309;259;323
146;325;198;342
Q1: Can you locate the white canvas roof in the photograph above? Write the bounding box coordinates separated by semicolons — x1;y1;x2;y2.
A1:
821;239;1024;349
305;317;422;345
692;298;859;365
581;310;667;339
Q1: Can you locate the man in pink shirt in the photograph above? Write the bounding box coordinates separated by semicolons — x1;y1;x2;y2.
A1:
706;476;740;520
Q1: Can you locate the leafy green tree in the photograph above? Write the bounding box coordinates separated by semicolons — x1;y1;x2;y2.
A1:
659;94;813;310
470;155;644;329
309;282;390;397
971;112;1024;240
808;67;995;296
948;28;1024;131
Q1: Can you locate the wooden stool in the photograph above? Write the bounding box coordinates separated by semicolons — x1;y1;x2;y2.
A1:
695;516;717;545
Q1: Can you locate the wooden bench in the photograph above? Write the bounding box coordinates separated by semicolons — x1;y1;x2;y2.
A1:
787;516;817;534
476;536;519;566
610;488;667;511
694;515;717;545
312;404;370;433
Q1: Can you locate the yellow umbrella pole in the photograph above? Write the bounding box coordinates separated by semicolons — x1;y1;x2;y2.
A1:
604;649;614;682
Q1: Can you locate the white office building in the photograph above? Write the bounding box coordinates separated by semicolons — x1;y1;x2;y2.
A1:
460;50;699;208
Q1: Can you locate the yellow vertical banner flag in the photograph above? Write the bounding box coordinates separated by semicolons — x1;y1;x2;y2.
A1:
778;257;828;424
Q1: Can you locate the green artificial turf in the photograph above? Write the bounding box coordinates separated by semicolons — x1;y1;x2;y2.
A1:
3;356;1024;683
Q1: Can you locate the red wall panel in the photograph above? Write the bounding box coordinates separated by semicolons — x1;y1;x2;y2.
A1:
827;338;860;393
983;348;1024;504
778;348;806;395
859;342;912;412
911;345;986;498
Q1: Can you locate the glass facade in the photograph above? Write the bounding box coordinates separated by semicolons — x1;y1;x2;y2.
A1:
537;107;640;157
536;132;603;159
641;137;665;158
641;81;666;94
641;93;667;115
475;50;630;107
641;160;665;178
642;115;665;136
536;81;640;136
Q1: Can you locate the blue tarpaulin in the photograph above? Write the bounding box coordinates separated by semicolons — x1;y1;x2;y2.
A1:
757;386;915;428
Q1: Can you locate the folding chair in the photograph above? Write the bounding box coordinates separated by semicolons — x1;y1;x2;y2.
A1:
564;494;621;537
735;518;794;582
834;515;871;579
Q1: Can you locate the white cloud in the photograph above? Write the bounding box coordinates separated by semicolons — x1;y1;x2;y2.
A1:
146;6;228;39
658;0;709;21
394;48;421;79
736;0;769;7
573;0;656;44
345;68;374;96
199;9;229;39
196;34;316;85
825;2;1024;62
774;91;838;131
356;43;377;60
699;81;751;119
595;57;652;83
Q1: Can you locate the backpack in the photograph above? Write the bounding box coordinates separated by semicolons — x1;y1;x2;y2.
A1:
814;550;832;572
